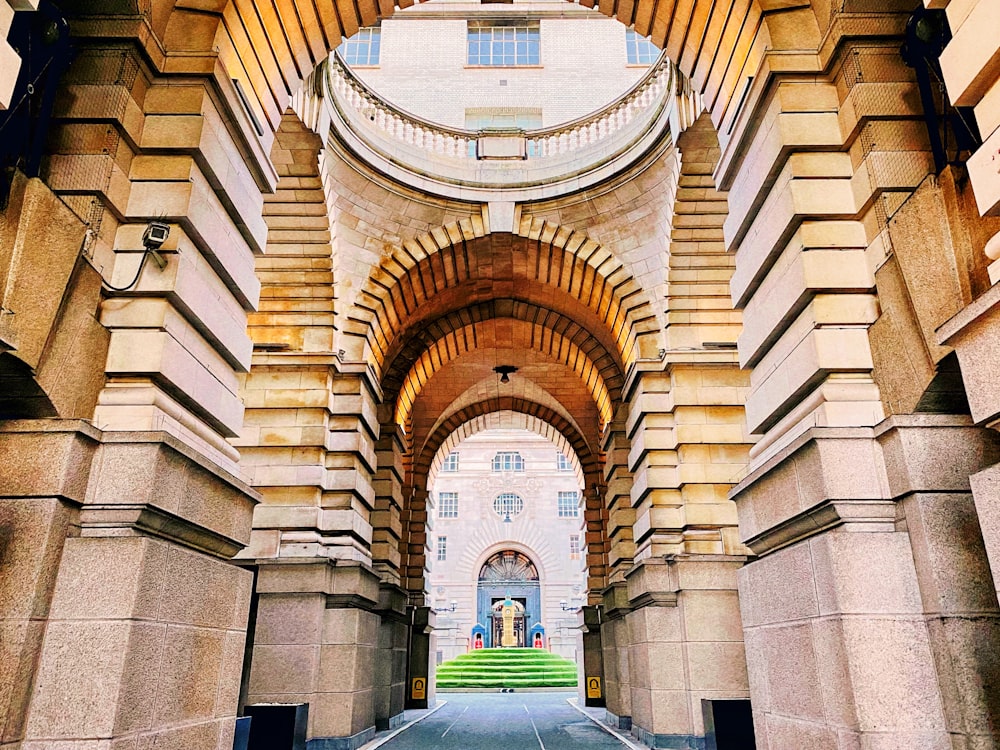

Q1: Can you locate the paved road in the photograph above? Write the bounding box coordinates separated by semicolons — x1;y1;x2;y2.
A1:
377;692;631;750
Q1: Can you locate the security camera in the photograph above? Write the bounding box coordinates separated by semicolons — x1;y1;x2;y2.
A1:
142;221;171;250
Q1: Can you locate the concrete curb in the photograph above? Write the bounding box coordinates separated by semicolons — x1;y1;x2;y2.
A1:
359;700;449;750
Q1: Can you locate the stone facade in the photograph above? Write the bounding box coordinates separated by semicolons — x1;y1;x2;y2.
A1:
1;0;1000;749
426;429;588;660
350;0;651;129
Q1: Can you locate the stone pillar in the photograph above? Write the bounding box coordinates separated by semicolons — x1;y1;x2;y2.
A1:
401;486;431;597
622;365;750;747
374;583;408;730
406;606;436;710
599;588;632;728
577;605;605;708
247;561;380;750
624;556;747;750
0;422;94;750
372;415;405;586
940;290;1000;606
877;416;1000;747
4;421;258;750
733;417;1000;748
602;415;635;586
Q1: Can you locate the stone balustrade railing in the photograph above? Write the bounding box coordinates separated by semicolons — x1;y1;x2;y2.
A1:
323;49;679;199
525;56;674;159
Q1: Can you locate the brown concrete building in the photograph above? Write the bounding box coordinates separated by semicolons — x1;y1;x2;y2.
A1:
1;0;1000;749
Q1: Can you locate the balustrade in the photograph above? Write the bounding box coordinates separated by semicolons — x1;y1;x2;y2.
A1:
326;51;675;174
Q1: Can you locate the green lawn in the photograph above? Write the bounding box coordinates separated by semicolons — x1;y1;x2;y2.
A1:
436;648;578;688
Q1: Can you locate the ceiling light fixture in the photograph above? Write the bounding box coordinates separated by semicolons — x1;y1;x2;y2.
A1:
493;364;518;383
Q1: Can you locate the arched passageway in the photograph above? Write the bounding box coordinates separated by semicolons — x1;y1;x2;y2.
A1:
2;0;1000;749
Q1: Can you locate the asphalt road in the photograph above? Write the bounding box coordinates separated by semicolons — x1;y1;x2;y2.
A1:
376;692;632;750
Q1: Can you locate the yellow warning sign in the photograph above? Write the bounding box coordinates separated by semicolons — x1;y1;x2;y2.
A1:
586;676;602;699
411;677;427;700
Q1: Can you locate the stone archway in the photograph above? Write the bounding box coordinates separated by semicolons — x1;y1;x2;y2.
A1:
6;1;1000;749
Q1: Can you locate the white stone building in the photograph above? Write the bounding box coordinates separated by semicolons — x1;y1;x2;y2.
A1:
427;429;587;660
342;0;659;129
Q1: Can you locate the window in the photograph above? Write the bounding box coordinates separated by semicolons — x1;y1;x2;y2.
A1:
492;451;525;472
569;534;581;560
557;453;573;471
437;536;447;561
494;493;524;519
442;452;459;472
340;27;381;66
625;29;659;65
558;491;580;518
438;492;458;518
467;21;540;66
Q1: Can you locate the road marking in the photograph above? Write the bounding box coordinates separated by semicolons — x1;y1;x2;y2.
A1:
524;704;546;750
565;698;644;750
441;705;469;738
361;700;448;750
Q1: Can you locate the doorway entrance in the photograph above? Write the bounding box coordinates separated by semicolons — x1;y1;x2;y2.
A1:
476;550;540;647
490;598;526;647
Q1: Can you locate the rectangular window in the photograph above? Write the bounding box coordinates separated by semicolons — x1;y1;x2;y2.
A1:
625;29;659;66
340;27;381;66
442;452;460;472
467;21;540;67
492;451;525;472
556;452;573;471
438;492;459;518
569;534;581;560
558;491;580;518
437;536;447;561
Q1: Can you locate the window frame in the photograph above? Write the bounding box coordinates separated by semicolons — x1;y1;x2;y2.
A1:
493;492;525;519
625;29;659;66
557;490;580;518
436;535;447;561
492;451;525;472
569;534;581;560
442;452;460;472
340;27;381;67
438;491;459;518
467;20;541;67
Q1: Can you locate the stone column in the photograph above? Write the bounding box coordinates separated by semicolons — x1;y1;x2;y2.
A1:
247;561;380;749
623;365;750;747
602;415;635;586
877;416;1000;746
0;422;95;750
600;587;632;729
374;583;409;730
372;415;405;586
406;606;436;710
6;421;258;750
733;417;1000;748
577;606;606;708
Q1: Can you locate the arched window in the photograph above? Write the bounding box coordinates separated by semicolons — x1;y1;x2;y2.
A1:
492;451;524;472
493;493;524;519
478;550;538;581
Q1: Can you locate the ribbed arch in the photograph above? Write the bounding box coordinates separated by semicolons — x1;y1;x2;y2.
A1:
386;303;623;432
348;233;659;383
411;402;608;593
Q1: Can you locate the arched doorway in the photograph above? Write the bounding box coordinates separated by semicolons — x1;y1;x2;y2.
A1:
477;550;540;648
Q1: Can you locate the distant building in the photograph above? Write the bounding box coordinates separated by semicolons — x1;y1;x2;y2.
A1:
342;0;659;129
427;428;587;659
